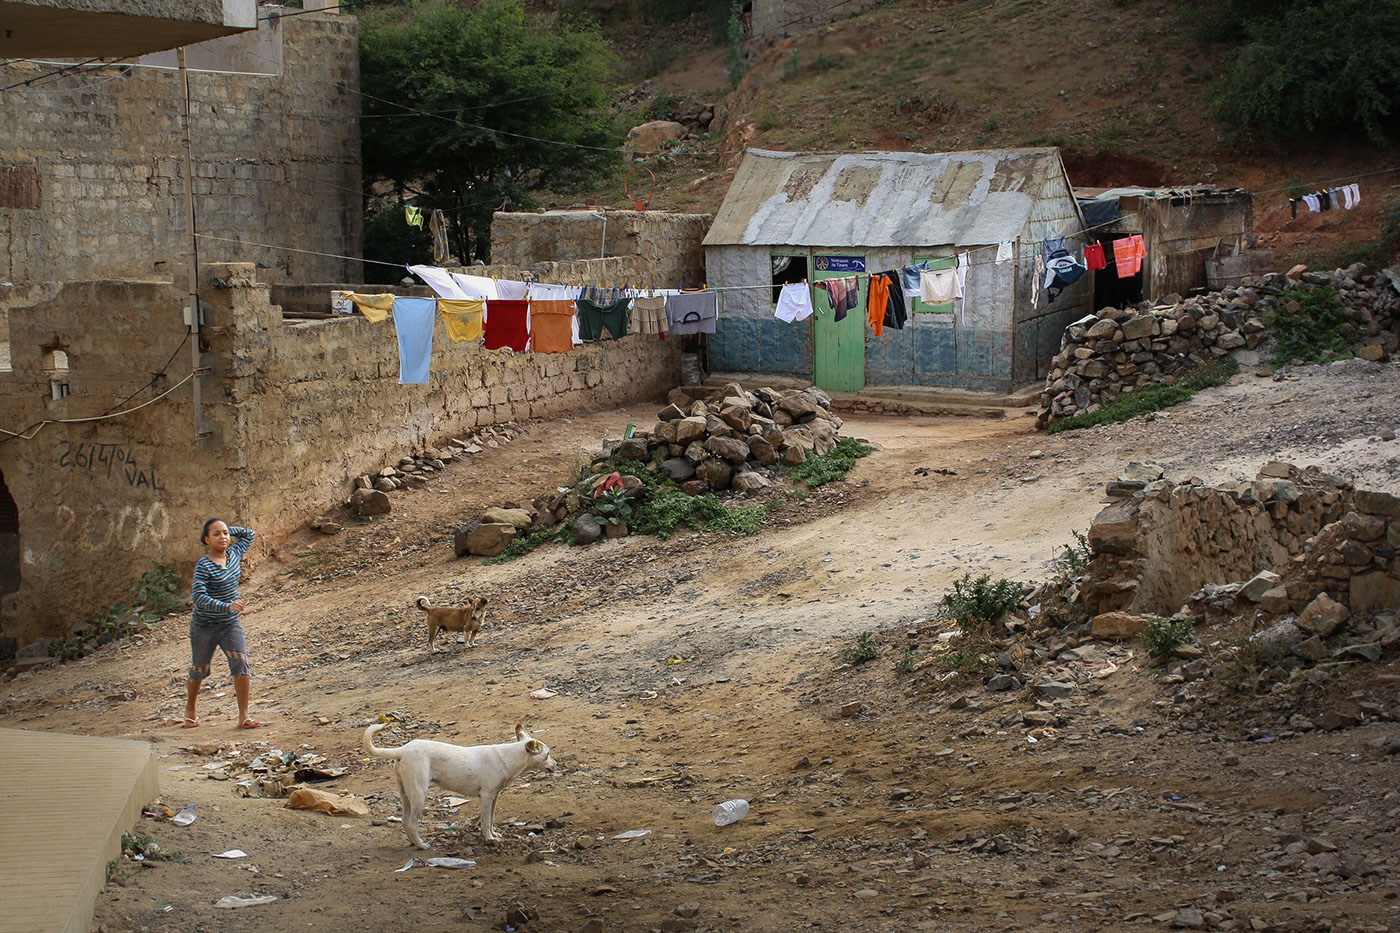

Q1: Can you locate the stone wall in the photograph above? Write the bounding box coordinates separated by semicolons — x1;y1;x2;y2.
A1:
0;264;681;651
487;211;711;289
1038;263;1400;426
1084;462;1362;618
0;7;361;285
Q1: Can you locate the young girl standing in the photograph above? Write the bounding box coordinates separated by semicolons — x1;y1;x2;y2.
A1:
184;519;263;729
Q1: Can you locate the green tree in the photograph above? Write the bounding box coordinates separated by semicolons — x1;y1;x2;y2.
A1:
359;0;623;264
1203;0;1400;144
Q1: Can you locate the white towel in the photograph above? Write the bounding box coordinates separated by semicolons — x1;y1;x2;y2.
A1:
448;273;499;301
407;264;467;300
996;241;1014;264
774;283;814;323
496;279;530;300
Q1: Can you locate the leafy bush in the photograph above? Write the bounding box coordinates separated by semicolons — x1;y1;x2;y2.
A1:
1057;530;1093;576
940;643;995;675
941;573;1026;632
1265;287;1350;365
52;564;176;661
1048;359;1240;433
590;486;633;528
1204;0;1400;145
896;648;916;674
1141;616;1195;658
785;437;872;488
842;631;879;665
131;563;180;615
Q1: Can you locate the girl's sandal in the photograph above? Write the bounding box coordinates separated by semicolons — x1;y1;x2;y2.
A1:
238;718;264;729
182;717;200;728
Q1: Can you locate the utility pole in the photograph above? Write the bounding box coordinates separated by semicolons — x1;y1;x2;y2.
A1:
177;46;206;437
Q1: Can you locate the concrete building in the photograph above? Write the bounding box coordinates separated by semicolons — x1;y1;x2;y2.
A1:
703;147;1091;394
0;0;256;57
1074;186;1255;308
0;4;362;286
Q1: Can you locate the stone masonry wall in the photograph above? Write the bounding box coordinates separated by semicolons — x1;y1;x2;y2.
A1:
1038;263;1400;426
0;264;680;651
0;8;361;285
1085;462;1362;618
487;211;711;289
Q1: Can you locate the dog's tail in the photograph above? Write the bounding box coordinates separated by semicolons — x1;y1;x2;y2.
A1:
362;722;403;759
416;596;432;612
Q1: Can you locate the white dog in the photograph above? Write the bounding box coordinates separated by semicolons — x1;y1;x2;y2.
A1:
362;722;557;849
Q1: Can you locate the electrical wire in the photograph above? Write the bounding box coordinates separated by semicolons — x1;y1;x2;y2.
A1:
0;370;197;445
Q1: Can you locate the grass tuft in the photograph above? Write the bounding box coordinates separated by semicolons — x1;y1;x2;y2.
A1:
1048;359;1239;433
785;436;872;488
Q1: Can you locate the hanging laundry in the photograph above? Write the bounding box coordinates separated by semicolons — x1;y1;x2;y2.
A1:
900;261;930;300
429;209;451;265
816;275;859;321
1319;190;1332;211
1032;253;1043;307
483;299;529;351
577;296;630;340
955;251;969;300
995;241;1015;264
774;283;814;324
449;272;499;301
392;297;436;385
528;300;575;353
404;205;423;229
865;274;888;336
1112;235;1145;279
919;269;959;304
1083;242;1107;273
1348;183;1361;207
1303;194;1320;213
1041;236;1087;304
630;295;669;335
496;279;530;300
407;264;467;300
341;292;393;323
877;270;907;331
665;291;718;335
438;299;484;343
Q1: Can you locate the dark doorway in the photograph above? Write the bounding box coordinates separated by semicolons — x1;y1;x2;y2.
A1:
0;470;17;597
771;254;808;304
1092;235;1143;311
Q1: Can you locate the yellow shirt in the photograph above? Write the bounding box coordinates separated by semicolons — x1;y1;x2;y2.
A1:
438;299;485;342
341;292;394;323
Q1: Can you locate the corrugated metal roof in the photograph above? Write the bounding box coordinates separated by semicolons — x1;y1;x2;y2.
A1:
703;147;1071;248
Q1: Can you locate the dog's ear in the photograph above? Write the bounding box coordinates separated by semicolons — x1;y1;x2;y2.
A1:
524;739;544;756
515;723;526;741
477;596;489;608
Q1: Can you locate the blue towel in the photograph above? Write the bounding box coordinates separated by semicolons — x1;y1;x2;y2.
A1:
392;297;437;384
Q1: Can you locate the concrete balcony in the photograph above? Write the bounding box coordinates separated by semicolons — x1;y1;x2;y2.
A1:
0;0;257;58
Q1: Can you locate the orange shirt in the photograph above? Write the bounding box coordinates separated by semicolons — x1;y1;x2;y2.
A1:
866;273;888;337
529;300;575;353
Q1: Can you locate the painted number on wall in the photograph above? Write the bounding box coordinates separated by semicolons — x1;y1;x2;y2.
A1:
57;441;165;491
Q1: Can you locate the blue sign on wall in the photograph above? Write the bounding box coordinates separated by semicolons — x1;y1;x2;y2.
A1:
814;255;865;273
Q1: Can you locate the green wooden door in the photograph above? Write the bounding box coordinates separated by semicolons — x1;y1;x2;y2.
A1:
812;254;866;392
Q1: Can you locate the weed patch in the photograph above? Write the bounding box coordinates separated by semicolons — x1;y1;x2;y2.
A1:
631;487;770;538
1265;287;1350;365
484;526;569;565
1048;359;1239;432
842;631;879;665
940;642;996;676
1140;615;1195;658
941;573;1026;633
785;437;871;488
50;564;175;662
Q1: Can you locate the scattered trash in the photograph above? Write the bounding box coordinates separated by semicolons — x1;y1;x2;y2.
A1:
214;895;278;909
144;804;176;821
171;806;198;827
612;829;651;840
213;850;248;859
157;905;174;913
395;856;477;872
443;796;470;809
712;799;750;826
529;688;558;700
285;787;371;818
165;765;188;772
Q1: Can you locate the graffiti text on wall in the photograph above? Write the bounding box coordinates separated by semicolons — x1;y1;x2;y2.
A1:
57;442;165;491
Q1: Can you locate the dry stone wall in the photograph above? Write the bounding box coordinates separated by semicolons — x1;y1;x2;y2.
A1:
486;211;711;289
1038;263;1400;426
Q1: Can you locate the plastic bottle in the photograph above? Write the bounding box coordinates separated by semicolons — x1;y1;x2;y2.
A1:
711;799;750;826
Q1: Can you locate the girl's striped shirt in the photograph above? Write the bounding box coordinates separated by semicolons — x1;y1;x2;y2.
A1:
191;527;254;624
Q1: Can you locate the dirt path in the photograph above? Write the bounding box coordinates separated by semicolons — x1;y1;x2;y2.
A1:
5;364;1400;933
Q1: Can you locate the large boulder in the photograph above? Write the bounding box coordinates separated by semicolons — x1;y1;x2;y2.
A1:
626;119;685;154
350;488;391;516
467;523;516;557
1296;592;1348;637
732;472;771;493
572;513;602;545
615;438;649;462
696;458;733;491
1091;611;1146;641
778;393;822;421
675;416;708;444
747;436;778;465
661;457;696;482
481;507;533;531
705;435;752;463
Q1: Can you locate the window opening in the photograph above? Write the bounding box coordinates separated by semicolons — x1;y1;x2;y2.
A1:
1092;234;1143;309
771;254;808;304
42;348;70;400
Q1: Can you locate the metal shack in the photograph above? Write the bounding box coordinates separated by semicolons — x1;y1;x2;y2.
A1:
1074;185;1256;309
703;147;1090;395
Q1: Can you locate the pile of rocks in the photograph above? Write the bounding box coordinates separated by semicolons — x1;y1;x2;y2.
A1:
1037;262;1400;426
343;422;526;521
452;383;855;557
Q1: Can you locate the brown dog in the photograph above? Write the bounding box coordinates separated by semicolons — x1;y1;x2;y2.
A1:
417;596;490;650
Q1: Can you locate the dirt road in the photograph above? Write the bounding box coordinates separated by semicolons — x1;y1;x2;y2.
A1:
4;363;1399;933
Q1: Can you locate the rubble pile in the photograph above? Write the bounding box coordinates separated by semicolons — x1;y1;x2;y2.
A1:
342;422;527;520
1038;262;1400;426
453;383;855;557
